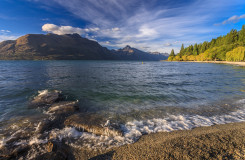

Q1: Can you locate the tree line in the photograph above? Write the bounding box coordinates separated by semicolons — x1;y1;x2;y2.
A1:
168;25;245;61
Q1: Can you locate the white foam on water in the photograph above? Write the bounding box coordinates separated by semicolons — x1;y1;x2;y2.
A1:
2;98;245;150
29;104;245;150
236;99;245;104
35;122;42;132
10;133;48;147
49;127;83;141
28;136;48;146
48;127;134;149
37;90;49;96
0;129;24;148
123;107;245;138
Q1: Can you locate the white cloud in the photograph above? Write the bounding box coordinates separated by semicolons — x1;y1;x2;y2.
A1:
42;23;83;35
222;14;245;24
0;29;18;42
34;0;245;53
164;43;172;46
84;27;100;32
42;24;102;36
112;27;120;32
1;30;11;33
0;35;18;42
137;26;158;38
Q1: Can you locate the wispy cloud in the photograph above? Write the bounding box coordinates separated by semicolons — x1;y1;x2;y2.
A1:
221;14;245;24
0;30;11;33
0;29;18;42
31;0;245;53
164;43;172;47
0;35;18;42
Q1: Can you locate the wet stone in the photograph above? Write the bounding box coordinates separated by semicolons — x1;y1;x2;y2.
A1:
47;101;79;114
0;145;30;160
64;113;123;137
31;90;62;107
36;117;67;134
35;142;75;160
46;141;54;152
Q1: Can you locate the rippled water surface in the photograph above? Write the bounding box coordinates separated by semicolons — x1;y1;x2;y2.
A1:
1;60;245;156
1;61;245;119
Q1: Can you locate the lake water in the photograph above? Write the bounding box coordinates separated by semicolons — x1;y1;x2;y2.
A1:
1;61;245;156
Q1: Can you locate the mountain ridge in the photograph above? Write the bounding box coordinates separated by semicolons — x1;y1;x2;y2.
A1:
0;34;168;61
112;45;168;61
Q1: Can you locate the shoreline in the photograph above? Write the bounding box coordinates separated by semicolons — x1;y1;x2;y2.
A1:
167;60;245;66
87;122;245;159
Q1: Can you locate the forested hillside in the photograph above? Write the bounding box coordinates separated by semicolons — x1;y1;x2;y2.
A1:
168;25;245;61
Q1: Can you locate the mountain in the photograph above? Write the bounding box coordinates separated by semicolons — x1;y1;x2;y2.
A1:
0;34;168;60
0;33;112;60
112;45;168;60
149;51;169;57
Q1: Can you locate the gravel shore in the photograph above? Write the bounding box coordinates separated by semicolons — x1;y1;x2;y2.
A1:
175;61;245;66
85;122;245;159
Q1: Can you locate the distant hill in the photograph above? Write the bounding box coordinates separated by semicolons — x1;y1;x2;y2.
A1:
112;45;168;61
0;34;168;61
149;51;169;57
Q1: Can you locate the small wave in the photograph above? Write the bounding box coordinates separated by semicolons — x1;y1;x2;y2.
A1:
31;106;245;150
123;107;245;139
236;99;245;104
2;96;245;152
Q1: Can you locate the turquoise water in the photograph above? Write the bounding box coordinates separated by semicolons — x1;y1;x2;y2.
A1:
1;61;245;153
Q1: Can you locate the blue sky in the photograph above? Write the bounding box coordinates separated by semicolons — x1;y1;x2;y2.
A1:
1;0;245;53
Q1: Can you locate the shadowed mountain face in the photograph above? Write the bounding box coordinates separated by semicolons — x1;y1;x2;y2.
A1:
0;33;111;60
0;34;168;60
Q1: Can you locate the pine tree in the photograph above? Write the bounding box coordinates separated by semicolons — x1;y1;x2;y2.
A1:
179;44;184;56
186;45;193;55
226;29;238;44
170;49;175;56
201;41;208;53
193;43;198;55
239;25;245;45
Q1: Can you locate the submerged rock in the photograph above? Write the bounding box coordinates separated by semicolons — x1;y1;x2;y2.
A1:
64;113;123;137
47;101;79;114
31;90;62;107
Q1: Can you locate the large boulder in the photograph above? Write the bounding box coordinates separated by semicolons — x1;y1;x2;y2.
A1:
47;101;79;114
31;90;61;107
64;113;123;137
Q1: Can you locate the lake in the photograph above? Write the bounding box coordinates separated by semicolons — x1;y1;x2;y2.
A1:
1;61;245;153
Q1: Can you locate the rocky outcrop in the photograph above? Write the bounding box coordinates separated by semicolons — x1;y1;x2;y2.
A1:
30;90;80;133
64;113;123;137
47;101;79;114
31;90;62;107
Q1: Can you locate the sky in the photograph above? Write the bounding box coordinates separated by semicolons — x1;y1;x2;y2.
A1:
1;0;245;53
